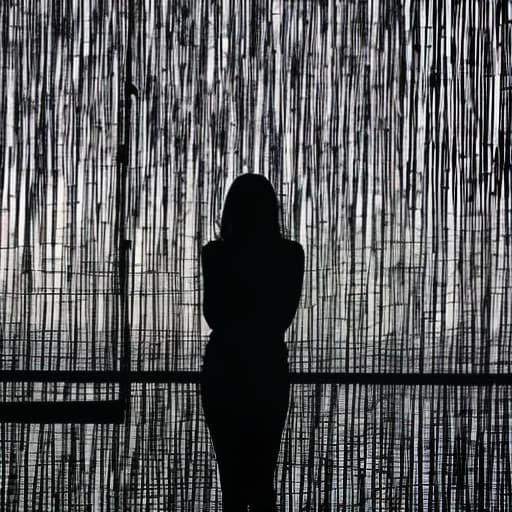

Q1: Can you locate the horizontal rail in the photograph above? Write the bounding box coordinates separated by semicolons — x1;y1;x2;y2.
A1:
1;372;510;423
0;400;125;423
0;371;511;386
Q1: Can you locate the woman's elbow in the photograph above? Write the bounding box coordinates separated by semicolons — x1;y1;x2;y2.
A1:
203;307;216;330
203;302;224;331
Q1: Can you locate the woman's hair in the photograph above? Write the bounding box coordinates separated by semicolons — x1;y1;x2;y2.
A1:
220;173;281;242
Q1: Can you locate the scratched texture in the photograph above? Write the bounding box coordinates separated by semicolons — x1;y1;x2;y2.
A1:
1;0;512;510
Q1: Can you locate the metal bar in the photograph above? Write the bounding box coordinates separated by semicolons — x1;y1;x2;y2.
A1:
0;400;125;423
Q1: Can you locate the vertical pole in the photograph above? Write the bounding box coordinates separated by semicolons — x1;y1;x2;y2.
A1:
117;0;136;411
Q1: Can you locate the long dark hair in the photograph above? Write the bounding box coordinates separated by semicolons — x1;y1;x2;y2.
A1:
220;174;281;243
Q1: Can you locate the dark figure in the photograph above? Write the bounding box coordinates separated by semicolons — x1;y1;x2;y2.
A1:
200;174;304;511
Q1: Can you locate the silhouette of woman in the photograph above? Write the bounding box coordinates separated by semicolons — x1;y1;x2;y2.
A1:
200;174;304;511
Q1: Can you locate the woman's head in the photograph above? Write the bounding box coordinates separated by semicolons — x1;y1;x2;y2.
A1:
220;173;281;243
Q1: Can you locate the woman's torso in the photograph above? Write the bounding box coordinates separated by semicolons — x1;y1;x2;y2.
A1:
201;238;302;375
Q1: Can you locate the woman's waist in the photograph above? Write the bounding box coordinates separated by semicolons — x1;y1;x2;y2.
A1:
208;329;286;348
205;330;288;362
210;326;285;338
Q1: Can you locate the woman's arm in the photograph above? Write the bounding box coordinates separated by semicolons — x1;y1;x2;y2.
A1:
201;242;228;331
275;241;305;333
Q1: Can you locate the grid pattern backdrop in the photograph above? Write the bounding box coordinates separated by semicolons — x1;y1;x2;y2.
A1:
0;0;511;510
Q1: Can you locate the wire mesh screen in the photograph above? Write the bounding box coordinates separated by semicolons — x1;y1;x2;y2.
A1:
0;0;511;510
2;384;512;510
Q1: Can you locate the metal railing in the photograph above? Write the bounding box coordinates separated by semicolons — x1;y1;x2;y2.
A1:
1;370;510;423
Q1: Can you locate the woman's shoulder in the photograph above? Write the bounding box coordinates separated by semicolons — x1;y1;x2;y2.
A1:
277;239;304;268
201;239;224;258
279;238;304;256
202;239;223;250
